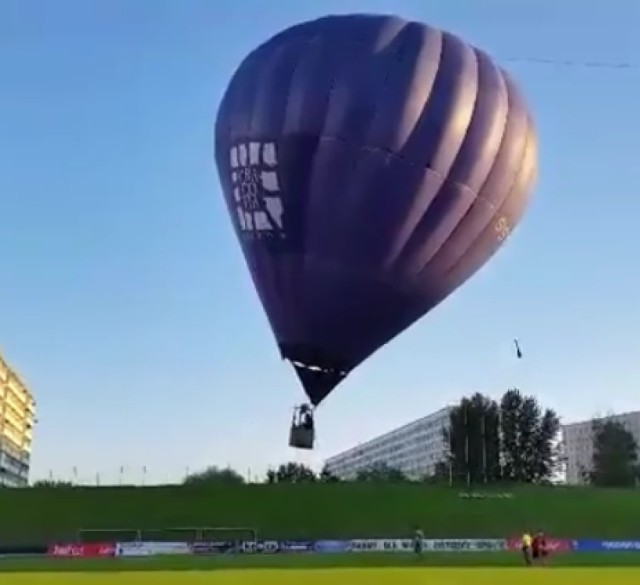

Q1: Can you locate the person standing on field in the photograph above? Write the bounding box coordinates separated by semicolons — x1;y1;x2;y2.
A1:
521;531;533;565
413;527;424;555
532;532;548;565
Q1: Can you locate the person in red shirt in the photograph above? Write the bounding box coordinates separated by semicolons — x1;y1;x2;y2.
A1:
531;532;548;565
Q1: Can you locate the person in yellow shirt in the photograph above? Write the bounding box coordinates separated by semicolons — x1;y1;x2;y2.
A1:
521;532;533;565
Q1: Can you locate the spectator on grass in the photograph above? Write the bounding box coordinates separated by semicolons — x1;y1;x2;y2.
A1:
532;532;548;565
413;527;424;555
521;531;533;566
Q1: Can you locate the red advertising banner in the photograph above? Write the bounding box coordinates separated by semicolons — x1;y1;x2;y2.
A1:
544;539;572;553
507;537;572;553
47;542;116;558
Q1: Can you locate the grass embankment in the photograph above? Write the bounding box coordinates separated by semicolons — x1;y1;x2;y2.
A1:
1;483;639;545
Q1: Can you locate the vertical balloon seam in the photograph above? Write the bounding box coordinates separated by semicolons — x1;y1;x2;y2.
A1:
301;25;446;276
440;121;536;284
224;49;286;347
292;21;395;397
363;19;413;148
415;49;511;278
271;38;315;348
243;36;311;351
365;28;447;271
409;51;487;275
292;30;371;396
252;33;347;392
425;70;531;283
379;33;480;277
319;20;419;263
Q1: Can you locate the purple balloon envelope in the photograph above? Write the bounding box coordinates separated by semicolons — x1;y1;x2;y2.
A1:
215;14;537;406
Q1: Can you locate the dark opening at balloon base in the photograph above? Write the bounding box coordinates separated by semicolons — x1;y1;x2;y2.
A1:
289;404;315;450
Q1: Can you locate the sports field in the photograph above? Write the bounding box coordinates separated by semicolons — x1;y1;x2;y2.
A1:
2;484;639;584
3;555;640;584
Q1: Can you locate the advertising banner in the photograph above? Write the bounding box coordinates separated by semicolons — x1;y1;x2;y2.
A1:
507;537;572;553
189;541;237;554
349;539;411;552
115;541;191;557
314;540;350;554
48;543;115;558
349;539;505;552
238;541;280;554
573;540;640;552
427;539;505;552
0;545;48;557
279;541;314;553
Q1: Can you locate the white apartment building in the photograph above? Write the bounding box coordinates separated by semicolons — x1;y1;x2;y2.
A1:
0;352;36;487
324;406;452;480
562;411;640;485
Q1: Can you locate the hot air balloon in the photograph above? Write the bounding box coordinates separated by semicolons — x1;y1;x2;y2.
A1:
214;14;537;449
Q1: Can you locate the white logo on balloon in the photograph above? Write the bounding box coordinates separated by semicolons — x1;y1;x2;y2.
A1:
230;142;284;237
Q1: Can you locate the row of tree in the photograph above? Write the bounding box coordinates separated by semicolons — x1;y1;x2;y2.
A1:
441;389;561;484
181;461;412;485
29;388;639;489
173;388;564;487
179;389;638;488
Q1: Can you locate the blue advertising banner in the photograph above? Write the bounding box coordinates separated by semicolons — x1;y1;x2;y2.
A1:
573;540;640;552
314;540;350;554
279;541;314;553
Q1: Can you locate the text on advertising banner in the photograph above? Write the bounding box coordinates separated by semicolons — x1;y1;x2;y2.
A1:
47;543;115;558
238;541;280;554
279;541;314;553
115;542;191;557
573;540;640;552
349;539;505;552
189;541;236;554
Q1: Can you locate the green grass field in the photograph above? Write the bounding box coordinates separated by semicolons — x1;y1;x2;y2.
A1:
2;483;640;544
3;552;640;572
4;555;640;585
6;569;640;585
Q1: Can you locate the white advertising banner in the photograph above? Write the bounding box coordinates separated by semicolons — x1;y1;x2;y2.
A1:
349;538;506;553
115;541;192;557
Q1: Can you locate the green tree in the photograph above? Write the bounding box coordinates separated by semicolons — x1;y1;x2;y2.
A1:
183;466;244;485
534;409;562;482
31;480;73;488
266;462;316;484
319;464;341;483
500;388;560;483
446;393;501;484
589;419;639;487
356;462;408;482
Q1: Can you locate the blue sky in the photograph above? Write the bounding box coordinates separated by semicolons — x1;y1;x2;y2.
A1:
1;0;639;485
